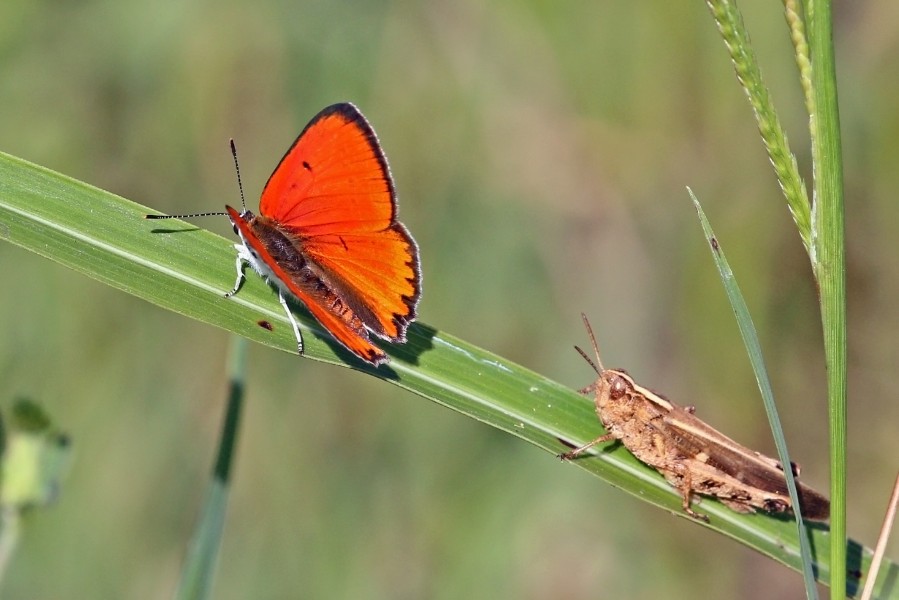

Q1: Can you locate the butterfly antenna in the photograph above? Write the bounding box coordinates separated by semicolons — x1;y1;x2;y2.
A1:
144;141;245;221
576;313;605;375
230;139;248;212
144;210;228;220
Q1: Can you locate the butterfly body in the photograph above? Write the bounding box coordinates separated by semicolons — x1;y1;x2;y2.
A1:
227;205;392;365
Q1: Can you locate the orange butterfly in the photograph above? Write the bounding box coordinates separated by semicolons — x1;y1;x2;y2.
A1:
148;103;421;365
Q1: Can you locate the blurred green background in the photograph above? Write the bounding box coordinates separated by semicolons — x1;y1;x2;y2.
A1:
1;1;896;598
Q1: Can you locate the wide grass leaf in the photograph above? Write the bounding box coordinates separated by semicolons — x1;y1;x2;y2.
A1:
0;151;887;595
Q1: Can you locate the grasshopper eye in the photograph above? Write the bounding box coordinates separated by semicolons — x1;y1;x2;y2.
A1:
608;375;629;399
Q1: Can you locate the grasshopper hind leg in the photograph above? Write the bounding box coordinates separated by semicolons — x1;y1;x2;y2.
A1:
678;468;710;522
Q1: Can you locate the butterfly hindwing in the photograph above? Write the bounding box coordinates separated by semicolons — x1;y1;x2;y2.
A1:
296;225;419;341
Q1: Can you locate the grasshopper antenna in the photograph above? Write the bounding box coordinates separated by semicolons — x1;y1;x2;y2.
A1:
575;313;605;375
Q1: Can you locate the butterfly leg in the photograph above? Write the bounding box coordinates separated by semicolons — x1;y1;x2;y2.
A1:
224;244;248;298
278;290;305;355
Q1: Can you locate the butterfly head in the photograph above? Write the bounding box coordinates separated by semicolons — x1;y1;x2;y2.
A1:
225;205;255;233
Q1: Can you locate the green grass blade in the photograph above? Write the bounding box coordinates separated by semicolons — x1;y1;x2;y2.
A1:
806;3;849;598
689;189;818;600
174;337;247;600
0;151;887;594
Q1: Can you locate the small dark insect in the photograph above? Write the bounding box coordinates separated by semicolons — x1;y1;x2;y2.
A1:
257;320;274;331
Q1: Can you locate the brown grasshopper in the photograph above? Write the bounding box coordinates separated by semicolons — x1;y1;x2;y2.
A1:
561;314;829;522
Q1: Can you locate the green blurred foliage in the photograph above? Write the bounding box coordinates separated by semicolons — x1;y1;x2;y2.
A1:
0;399;70;511
0;0;896;598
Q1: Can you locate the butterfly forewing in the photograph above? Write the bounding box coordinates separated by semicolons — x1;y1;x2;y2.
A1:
260;104;396;232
